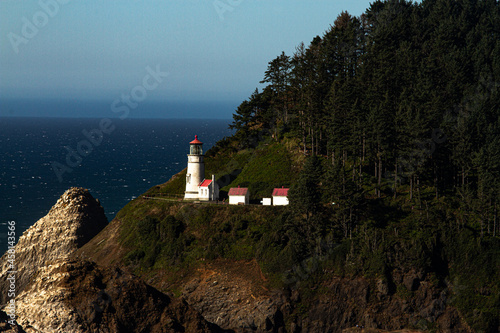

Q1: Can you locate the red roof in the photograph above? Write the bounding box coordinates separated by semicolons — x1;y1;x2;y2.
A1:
228;186;248;196
198;179;212;187
272;187;289;197
190;135;203;145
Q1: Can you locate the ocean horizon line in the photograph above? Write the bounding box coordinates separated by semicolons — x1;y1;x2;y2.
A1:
0;98;239;119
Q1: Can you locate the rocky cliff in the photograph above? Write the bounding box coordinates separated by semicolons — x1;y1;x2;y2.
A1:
0;187;108;306
176;263;469;333
14;259;221;333
282;275;469;333
180;259;285;332
0;188;224;333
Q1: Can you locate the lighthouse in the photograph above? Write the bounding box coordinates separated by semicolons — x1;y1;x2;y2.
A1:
184;135;205;200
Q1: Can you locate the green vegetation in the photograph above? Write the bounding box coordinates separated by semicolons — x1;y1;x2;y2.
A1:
117;199;291;284
115;0;500;331
217;140;301;200
144;137;302;201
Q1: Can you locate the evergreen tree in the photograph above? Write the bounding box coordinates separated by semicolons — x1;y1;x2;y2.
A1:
260;51;292;133
288;155;323;223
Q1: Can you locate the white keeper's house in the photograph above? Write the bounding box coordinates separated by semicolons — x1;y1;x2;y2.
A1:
184;135;219;201
198;175;219;201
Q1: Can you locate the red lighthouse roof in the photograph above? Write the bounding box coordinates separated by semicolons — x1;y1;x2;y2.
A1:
190;135;203;145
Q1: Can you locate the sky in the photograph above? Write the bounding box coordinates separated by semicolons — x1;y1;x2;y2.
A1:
0;0;375;118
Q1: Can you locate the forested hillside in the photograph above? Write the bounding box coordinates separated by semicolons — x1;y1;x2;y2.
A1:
224;0;500;330
231;0;499;234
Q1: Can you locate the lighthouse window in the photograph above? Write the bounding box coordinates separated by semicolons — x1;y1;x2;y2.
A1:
190;145;202;155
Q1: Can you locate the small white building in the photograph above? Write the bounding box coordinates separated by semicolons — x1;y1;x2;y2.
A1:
198;175;219;201
261;198;272;206
272;187;289;206
228;186;249;205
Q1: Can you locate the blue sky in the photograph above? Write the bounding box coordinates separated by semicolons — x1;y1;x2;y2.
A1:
0;0;375;118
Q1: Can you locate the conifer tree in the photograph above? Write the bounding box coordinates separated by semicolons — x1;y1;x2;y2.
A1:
288;155;323;223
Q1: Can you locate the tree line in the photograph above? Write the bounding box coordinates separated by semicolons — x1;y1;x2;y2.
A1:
230;0;500;237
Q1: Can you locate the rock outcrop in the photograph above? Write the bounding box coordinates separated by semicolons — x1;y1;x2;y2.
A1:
180;260;285;332
282;275;470;333
14;259;222;333
0;187;108;306
0;188;224;333
179;268;469;333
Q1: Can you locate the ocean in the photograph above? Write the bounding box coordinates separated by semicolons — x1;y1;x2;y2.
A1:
0;117;233;253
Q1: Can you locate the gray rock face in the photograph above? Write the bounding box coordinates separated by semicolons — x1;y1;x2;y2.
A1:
14;259;222;333
0;187;108;306
180;261;285;332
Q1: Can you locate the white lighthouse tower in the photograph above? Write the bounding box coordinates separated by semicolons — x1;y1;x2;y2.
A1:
184;135;205;200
